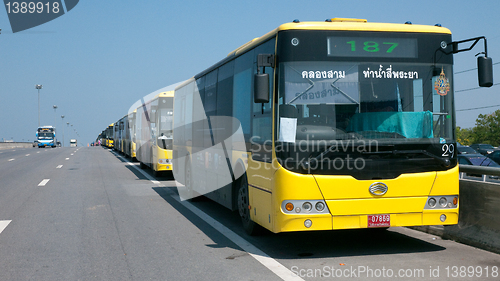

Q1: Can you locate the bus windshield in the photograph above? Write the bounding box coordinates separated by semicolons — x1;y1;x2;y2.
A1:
38;132;54;139
158;97;174;149
279;61;453;141
275;30;456;178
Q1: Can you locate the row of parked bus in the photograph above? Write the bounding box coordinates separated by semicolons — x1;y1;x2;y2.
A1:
97;87;176;177
95;18;494;235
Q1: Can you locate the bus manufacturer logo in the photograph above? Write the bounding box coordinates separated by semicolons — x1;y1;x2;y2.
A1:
369;182;388;196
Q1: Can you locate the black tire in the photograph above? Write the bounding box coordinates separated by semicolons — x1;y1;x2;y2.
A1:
237;174;258;235
139;161;147;169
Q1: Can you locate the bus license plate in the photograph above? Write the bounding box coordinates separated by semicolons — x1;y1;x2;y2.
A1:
367;214;390;228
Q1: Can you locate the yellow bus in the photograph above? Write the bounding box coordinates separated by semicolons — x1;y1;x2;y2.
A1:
173;18;493;234
123;109;137;160
105;123;114;148
136;91;175;177
115;114;128;154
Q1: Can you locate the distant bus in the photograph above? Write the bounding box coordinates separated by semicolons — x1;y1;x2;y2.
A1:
173;18;493;234
70;139;77;147
113;116;127;153
104;123;114;148
123;109;137;159
36;126;56;148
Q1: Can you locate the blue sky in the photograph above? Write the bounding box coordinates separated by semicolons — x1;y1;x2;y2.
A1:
1;0;499;145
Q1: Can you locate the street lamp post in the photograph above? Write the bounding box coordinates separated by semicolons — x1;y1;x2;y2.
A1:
36;84;42;127
53;105;57;127
66;122;69;147
61;115;65;147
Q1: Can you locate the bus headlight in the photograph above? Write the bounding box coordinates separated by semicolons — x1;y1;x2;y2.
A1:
282;200;329;214
428;198;437;208
424;196;457;209
315;202;325;212
158;159;172;164
302;202;312;212
439;197;447;207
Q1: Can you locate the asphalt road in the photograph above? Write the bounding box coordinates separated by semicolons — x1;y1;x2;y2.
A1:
0;146;499;280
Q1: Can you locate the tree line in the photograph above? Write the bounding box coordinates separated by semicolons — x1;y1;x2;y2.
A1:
456;109;500;146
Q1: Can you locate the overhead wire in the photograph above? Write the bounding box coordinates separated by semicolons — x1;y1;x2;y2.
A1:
454;61;498;111
454;62;500;75
457;104;500;112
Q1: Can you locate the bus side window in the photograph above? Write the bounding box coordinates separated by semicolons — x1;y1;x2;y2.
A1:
234;50;254;143
215;61;234;144
205;69;218;148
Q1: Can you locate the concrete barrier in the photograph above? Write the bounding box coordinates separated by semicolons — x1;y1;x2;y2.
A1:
0;142;33;150
443;179;500;254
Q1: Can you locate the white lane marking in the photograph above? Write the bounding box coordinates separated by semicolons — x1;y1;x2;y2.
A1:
38;179;50;186
25;154;30;157
171;194;303;281
37;151;40;154
65;158;69;160
116;152;304;281
56;165;63;169
71;153;74;156
0;220;12;234
8;159;15;161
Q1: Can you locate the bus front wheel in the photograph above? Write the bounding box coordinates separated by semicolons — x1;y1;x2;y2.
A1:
237;174;258;235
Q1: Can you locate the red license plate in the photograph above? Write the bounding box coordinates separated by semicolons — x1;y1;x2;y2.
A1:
367;214;390;228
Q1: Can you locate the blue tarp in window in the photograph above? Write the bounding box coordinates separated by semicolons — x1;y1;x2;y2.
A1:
346;111;434;139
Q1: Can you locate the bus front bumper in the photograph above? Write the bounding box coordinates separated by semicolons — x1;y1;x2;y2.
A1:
276;209;458;232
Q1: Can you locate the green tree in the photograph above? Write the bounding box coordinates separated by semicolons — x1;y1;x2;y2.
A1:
470;109;500;146
456;126;473;145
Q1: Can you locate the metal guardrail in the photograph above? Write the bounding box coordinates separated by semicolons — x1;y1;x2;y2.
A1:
459;165;500;176
459;165;500;183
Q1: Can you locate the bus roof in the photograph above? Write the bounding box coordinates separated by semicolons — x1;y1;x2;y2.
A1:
229;19;451;57
157;90;174;98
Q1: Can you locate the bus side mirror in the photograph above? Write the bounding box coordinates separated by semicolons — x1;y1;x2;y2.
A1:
254;73;270;103
478;56;493;87
254;54;274;103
